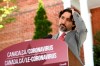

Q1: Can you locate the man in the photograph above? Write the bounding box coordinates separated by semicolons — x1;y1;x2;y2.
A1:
52;8;87;65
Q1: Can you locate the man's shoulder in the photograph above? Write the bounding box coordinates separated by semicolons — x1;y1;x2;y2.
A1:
68;30;77;34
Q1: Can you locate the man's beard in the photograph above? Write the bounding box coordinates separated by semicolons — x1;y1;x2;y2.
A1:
59;24;67;32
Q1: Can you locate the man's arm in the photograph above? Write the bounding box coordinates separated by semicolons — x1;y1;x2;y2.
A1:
73;11;87;47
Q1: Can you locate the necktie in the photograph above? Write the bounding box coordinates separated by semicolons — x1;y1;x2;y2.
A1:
58;32;66;41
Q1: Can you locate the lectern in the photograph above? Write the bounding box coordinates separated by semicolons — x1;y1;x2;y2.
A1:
0;39;83;66
68;48;83;66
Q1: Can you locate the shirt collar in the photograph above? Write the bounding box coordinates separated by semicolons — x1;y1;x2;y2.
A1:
58;30;71;37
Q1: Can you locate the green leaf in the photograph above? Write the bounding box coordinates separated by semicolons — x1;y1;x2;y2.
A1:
0;0;3;2
0;24;4;28
33;0;52;39
94;31;100;66
2;17;16;23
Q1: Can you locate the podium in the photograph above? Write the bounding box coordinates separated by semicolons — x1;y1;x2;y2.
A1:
68;48;83;66
0;39;83;66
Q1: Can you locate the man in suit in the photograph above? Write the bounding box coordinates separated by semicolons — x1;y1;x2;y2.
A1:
52;8;87;65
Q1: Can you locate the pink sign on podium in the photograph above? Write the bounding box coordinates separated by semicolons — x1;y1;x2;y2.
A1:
0;39;69;66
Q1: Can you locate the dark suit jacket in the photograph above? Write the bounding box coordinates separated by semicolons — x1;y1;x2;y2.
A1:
52;12;87;65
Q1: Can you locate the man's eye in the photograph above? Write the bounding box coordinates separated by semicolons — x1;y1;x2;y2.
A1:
66;18;71;21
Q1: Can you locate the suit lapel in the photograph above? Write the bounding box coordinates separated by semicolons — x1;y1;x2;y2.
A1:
65;31;72;42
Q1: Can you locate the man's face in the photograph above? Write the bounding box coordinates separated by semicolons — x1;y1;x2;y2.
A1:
59;12;75;32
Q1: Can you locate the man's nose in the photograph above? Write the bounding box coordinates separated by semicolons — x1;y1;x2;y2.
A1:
61;19;66;24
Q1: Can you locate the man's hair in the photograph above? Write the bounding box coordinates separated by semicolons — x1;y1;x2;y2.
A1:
59;8;76;30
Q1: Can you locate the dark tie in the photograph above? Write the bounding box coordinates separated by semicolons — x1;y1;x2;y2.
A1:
58;32;66;41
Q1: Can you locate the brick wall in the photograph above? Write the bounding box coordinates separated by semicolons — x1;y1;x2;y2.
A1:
91;7;100;35
0;0;63;51
91;7;100;44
